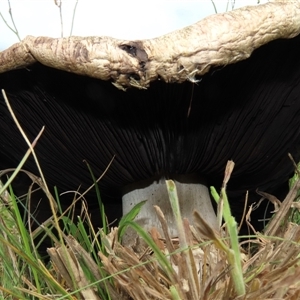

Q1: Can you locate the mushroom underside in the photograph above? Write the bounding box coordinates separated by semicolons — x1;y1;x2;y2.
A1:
0;34;300;250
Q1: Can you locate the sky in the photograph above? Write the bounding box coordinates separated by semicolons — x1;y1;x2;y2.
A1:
0;0;267;51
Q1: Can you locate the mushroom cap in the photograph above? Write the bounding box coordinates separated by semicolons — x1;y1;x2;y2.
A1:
0;1;300;220
1;1;300;88
1;33;300;204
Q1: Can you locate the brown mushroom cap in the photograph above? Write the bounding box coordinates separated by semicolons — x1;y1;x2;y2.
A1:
1;1;300;88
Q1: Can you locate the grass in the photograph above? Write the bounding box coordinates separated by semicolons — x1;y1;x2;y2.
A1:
1;89;300;299
1;158;300;299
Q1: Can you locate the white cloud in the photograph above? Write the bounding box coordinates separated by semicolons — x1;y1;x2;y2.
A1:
0;0;267;50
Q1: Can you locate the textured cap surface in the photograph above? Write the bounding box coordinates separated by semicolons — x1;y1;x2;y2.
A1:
1;1;300;89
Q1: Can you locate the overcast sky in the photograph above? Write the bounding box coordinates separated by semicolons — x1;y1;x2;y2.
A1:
0;0;267;51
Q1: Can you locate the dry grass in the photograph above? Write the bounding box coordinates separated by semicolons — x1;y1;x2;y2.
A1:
1;163;300;299
1;90;300;298
47;180;300;300
2;154;300;299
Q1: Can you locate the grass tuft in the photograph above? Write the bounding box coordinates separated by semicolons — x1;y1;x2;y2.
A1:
2;161;300;299
2;90;300;299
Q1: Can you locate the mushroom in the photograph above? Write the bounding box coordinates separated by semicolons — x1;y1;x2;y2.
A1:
1;1;300;249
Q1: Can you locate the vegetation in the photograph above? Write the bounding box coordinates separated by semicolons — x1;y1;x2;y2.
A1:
2;152;300;299
0;89;300;299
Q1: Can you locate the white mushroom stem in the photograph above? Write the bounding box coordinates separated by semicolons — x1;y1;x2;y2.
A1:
122;176;218;246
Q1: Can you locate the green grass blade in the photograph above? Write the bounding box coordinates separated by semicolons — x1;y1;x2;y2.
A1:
118;200;146;241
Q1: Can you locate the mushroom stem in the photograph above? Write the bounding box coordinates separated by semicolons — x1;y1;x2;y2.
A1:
122;175;218;246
